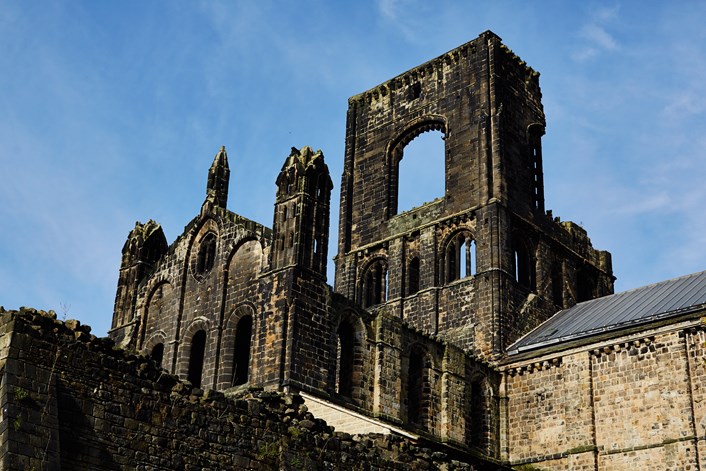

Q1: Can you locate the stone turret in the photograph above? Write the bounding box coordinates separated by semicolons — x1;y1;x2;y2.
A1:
204;146;230;211
271;146;333;279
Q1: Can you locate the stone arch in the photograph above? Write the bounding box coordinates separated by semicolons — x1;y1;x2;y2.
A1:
139;279;173;349
188;218;221;282
180;317;211;387
386;116;448;217
220;304;257;389
226;238;263;279
144;330;167;369
358;256;388;308
440;229;476;284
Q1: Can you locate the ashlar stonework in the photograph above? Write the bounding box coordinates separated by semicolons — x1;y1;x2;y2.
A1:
3;30;705;470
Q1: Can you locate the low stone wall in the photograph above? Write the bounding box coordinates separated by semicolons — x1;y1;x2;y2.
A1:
0;308;500;470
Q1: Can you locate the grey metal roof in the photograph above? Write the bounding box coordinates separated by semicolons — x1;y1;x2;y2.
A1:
508;270;706;355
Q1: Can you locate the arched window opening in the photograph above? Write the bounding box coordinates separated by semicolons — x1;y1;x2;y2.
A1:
513;240;533;290
196;233;217;275
551;261;563;307
408;257;420;295
336;321;355;398
150;343;164;369
395;129;445;215
362;260;387;308
187;330;206;388
232;315;253;386
407;347;431;430
469;379;489;450
446;233;475;283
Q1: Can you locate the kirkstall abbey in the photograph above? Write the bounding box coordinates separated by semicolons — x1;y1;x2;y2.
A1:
12;31;706;469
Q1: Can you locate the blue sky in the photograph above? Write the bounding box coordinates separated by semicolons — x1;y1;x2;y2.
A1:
2;1;706;337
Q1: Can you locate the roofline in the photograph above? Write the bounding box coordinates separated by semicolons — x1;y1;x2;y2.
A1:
504;302;706;361
506;269;706;355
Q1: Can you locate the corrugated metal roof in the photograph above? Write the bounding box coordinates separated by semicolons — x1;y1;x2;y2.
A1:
508;270;706;355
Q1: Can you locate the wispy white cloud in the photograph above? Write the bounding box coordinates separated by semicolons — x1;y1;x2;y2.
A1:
572;5;619;62
581;24;617;51
377;0;399;21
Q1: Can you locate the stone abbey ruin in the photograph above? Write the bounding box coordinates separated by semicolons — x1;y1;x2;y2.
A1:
3;31;706;470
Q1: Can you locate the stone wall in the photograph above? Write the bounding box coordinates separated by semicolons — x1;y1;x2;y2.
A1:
1;308;506;470
502;317;706;470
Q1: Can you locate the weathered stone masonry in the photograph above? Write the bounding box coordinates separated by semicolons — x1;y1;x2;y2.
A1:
106;31;616;466
1;307;502;470
501;312;706;470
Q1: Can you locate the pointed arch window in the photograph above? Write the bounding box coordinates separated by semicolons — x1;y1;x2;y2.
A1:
232;315;253;386
362;259;388;308
196;233;217;275
187;330;207;388
389;121;447;217
445;232;476;283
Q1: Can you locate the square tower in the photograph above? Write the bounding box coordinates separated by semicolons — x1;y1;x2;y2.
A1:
334;31;613;356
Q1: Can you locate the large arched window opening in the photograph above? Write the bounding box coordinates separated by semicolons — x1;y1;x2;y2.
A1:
336;321;355;398
187;330;207;388
389;121;447;217
232;315;253;386
362;259;388;308
445;232;476;283
150;343;164;369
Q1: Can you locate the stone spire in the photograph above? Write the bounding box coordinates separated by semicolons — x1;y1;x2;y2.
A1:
205;146;230;209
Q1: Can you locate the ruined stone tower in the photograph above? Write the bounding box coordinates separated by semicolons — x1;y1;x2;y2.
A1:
334;30;613;357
